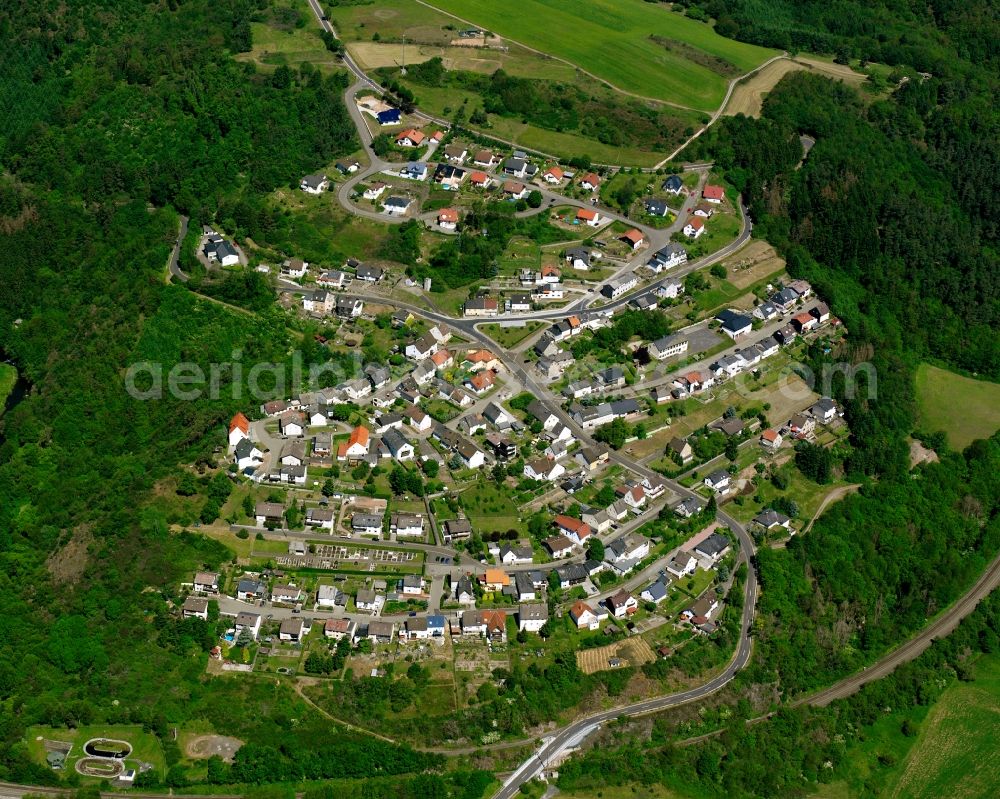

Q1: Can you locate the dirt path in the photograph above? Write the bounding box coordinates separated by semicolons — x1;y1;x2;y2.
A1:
802;483;861;534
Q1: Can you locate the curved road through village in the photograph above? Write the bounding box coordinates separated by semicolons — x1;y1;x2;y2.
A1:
154;7;1000;799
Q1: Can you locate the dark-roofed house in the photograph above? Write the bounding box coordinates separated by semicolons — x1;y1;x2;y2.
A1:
518;603;548;632
694;532;731;561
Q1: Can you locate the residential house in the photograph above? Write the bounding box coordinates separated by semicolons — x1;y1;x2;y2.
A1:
674;496;705;518
553;514;591;545
193;571;220;594
254;502;284;528
281;257;308;278
204;235;240;266
473;150;498;167
662;174;684;194
666;549;698;578
351;512;384;536
542;165;564;184
234;438;264;472
279;618;305;643
355;263;384;282
406;333;439;360
606;533;650;564
355;589;380;612
760;428;783;449
182;596;209;620
606;589;638;618
375;108;401;125
499;544;533;565
366;620;395;643
454;574;476;604
695;532;732;562
576;207;602;227
570;600;600;630
717;309;754;340
469;170;492;188
363;182;387;200
305;507;335;531
565;246;594;270
575;445;609;471
271;584;303;604
518;603;548;632
228;412;251;447
433;163;466;190
482;568;511;592
791;311;818;333
437;208;459;230
647;243;687;272
754;508;792;532
683;217;705;238
401;574;424;595
395;128;426;147
788;413;815;437
234;612;262;640
443;144;468;163
579;173;601;191
704;469;731;493
644;198;670;217
464;297;499;317
544;535;575;559
467;370;496;395
810;302;831;323
391;512;424;538
236;578;266;603
300;173;329;194
503;179;528;199
503;157;529;178
382;428;415;461
382;196;412;216
641;579;670;605
524;457;565;482
703;184;725;203
811;397;838;423
507;292;532;312
324;618;357;640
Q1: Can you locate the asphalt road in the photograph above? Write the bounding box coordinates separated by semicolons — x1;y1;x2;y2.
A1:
167;214;189;282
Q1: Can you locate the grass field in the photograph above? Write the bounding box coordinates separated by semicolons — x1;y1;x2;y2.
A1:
425;0;777;111
723;56;869;117
480;322;545;349
236;1;345;74
885;654;1000;799
915;364;1000;450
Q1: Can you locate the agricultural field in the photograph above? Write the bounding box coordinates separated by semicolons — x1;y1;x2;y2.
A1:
576;636;656;675
722;240;787;290
723;56;870;117
425;0;777;111
915;364;1000;450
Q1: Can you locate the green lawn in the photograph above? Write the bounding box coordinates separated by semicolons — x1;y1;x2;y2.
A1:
425;0;776;111
915;363;1000;450
480;322;545;349
0;363;16;414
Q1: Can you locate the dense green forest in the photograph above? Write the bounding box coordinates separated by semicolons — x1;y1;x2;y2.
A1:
0;0;472;791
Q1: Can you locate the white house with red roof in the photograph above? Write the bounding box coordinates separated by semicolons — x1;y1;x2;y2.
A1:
396;129;426;147
703;184;725;203
579;173;601;191
683;217;705;238
553;514;591;545
542;166;564;184
228;412;250;447
338;426;370;461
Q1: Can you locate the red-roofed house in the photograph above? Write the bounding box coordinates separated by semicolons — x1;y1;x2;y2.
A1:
760;428;783;449
683;216;705;238
553;515;591;545
467;370;496;394
791;312;818;333
228;412;250;447
620;228;645;250
338;425;370;461
438;208;459;230
703;184;725;203
570;600;600;630
470;171;492;188
503;180;527;199
464;349;499;371
396;129;426;147
576;207;601;227
580;173;601;191
542;166;564;184
430;349;453;369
